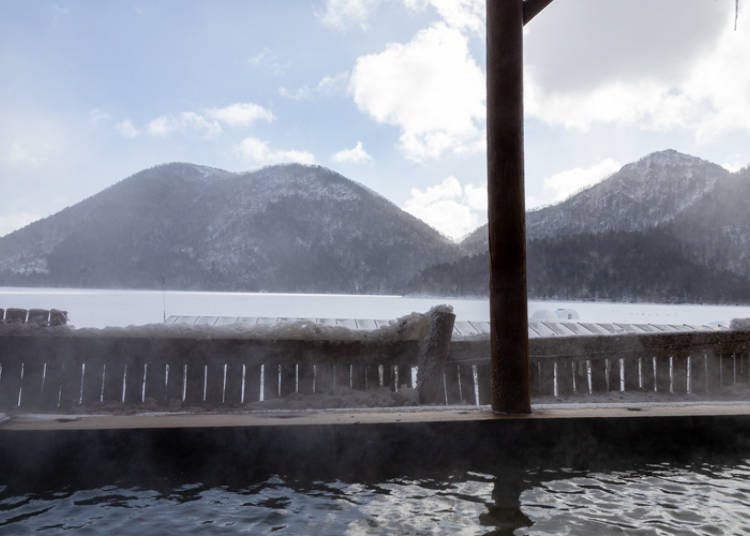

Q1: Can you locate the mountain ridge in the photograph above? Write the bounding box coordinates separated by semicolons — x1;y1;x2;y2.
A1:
3;149;750;302
0;163;459;292
418;150;750;302
462;149;734;254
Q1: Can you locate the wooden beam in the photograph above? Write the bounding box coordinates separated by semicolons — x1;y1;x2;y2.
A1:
486;0;531;414
523;0;555;25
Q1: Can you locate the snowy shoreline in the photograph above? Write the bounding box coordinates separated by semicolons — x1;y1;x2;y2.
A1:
4;287;750;329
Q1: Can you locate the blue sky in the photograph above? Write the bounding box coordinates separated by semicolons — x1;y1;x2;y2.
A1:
1;0;749;240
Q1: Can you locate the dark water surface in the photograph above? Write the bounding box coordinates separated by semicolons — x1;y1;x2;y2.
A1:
2;456;750;534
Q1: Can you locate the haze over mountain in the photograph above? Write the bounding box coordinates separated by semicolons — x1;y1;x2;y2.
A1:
412;150;750;303
0;163;459;293
2;149;750;303
461;150;732;254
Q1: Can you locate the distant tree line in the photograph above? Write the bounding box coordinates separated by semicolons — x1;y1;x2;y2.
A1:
406;230;750;304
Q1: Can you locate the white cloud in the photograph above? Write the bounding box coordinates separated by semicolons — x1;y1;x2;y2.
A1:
318;0;484;33
234;137;316;166
0;211;42;237
722;162;743;173
403;176;485;240
317;0;381;30
431;0;483;34
88;108;111;126
2;119;67;170
525;1;730;93
146;115;173;137
686;23;750;141
205;102;274;126
350;22;485;161
531;158;621;209
524;1;750;142
115;119;139;139
248;48;285;76
147;112;223;138
462;182;486;211
7;141;42;167
280;72;349;100
526;21;750;140
405;0;484;35
525;76;697;132
323;0;486;160
249;48;272;65
331;141;373;164
143;102;273;138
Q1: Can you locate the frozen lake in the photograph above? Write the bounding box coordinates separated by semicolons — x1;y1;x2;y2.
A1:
2;287;750;329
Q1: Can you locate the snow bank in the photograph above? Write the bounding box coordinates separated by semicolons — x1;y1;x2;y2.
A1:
0;305;454;342
730;318;750;330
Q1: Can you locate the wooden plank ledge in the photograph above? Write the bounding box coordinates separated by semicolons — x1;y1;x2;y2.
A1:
3;401;750;431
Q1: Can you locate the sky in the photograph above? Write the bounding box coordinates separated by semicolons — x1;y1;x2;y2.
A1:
1;0;749;241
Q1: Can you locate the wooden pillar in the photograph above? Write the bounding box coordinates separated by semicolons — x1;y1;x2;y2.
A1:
486;0;531;414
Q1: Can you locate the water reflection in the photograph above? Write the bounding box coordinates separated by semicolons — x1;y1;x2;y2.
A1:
1;455;749;534
517;460;750;535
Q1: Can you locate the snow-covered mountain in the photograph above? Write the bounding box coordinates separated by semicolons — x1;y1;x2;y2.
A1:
416;149;750;303
462;149;731;254
528;149;730;238
667;166;750;278
0;163;460;292
4;150;748;301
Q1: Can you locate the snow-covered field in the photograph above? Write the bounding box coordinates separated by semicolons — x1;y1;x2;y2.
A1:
1;287;750;329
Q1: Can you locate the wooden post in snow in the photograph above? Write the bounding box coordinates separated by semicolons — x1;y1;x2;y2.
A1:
417;307;456;404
